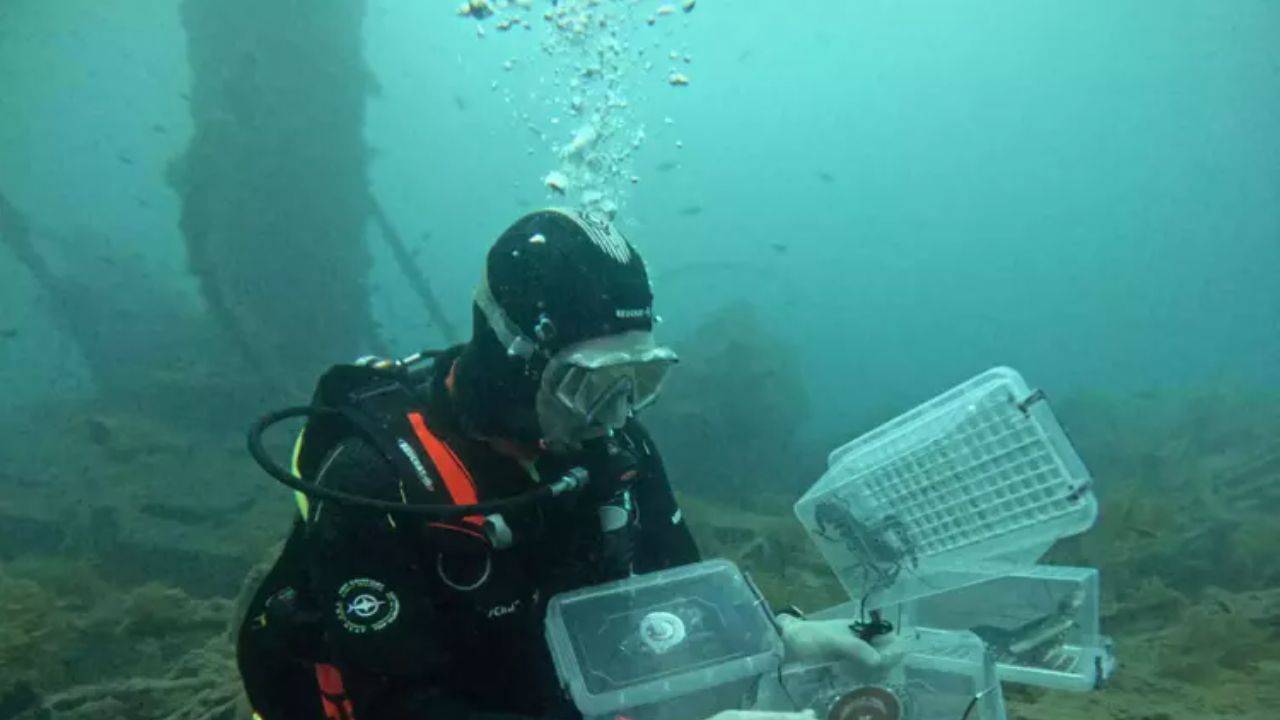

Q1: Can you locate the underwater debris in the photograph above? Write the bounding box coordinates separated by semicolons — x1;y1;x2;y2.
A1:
116;583;230;640
0;569;75;688
457;0;493;20
1157;602;1280;681
28;637;242;720
543;170;569;194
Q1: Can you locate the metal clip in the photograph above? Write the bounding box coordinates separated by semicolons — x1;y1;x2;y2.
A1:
1016;388;1047;416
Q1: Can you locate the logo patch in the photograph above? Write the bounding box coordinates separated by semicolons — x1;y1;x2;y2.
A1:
574;210;633;264
335;578;401;634
486;599;522;619
397;437;434;491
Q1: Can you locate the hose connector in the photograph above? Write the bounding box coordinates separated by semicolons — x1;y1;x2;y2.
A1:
549;466;590;497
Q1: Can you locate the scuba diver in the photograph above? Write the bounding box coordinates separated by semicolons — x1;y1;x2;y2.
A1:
237;208;894;720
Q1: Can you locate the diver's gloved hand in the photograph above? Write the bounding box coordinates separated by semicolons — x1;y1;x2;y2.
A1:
776;614;903;670
705;710;818;720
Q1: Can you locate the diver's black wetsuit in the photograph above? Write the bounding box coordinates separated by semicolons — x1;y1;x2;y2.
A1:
237;349;700;720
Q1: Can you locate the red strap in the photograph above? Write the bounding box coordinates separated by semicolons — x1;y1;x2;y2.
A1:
314;663;356;720
407;412;485;528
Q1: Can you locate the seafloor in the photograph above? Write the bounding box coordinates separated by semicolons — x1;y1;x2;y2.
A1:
0;353;1277;719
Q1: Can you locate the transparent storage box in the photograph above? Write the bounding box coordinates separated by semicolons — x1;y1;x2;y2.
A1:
795;367;1097;609
544;559;784;719
757;628;1007;720
908;565;1116;691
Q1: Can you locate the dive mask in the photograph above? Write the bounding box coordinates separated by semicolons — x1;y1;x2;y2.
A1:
536;332;678;446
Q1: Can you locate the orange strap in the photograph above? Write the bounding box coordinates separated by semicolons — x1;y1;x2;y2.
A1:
314;663;356;720
407;411;485;530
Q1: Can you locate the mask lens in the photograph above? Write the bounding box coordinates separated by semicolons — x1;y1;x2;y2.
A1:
630;359;673;410
552;359;673;426
583;374;635;427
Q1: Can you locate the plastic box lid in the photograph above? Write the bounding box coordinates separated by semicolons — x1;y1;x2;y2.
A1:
795;367;1097;609
544;559;784;716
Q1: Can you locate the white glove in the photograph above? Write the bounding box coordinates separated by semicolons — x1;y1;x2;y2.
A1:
776;614;903;670
706;710;818;720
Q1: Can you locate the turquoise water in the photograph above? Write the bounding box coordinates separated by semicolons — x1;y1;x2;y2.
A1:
1;1;1276;429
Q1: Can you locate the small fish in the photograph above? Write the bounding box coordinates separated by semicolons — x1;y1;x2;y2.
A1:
677;205;703;217
0;328;17;339
452;93;467;111
117;153;134;166
84;417;114;446
151;123;167;134
1130;526;1158;540
655;160;680;172
816;170;836;184
769;242;788;254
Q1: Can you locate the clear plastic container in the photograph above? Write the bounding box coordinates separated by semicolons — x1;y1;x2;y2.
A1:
544;559;784;718
795;367;1097;609
908;565;1116;691
757;628;1007;720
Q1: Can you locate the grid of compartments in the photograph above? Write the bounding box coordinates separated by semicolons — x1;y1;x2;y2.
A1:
829;385;1081;558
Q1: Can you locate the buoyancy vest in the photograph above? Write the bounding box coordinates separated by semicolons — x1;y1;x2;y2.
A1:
241;360;647;719
289;362;491;541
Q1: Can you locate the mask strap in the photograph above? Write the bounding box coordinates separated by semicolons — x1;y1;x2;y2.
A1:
475;273;540;361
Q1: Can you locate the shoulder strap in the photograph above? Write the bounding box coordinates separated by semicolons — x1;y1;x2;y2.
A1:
292;363;490;543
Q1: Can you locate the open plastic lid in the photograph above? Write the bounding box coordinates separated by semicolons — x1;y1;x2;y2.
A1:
795;367;1097;609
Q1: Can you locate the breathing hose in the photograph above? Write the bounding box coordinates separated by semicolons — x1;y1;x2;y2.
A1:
247;406;587;517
